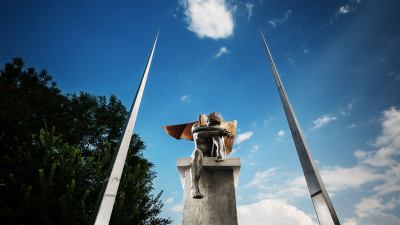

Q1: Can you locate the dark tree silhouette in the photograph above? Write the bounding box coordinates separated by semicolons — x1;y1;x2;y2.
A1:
0;58;172;225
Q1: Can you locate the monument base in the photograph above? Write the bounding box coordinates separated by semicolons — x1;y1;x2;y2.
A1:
177;157;240;225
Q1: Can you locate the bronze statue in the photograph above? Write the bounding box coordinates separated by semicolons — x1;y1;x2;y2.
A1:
163;112;237;198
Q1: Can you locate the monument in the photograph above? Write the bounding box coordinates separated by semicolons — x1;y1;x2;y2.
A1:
164;112;240;225
91;32;341;225
261;32;341;225
92;33;159;225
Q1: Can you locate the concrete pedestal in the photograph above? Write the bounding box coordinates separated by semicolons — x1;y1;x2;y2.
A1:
177;158;240;225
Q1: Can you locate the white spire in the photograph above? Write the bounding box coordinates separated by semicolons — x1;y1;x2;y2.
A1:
93;32;159;225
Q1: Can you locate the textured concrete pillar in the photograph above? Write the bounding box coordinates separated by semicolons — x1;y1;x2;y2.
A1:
177;158;240;225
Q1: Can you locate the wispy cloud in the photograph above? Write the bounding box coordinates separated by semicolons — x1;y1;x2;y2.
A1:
245;168;276;188
250;144;259;153
275;129;286;142
165;197;174;204
312;114;337;129
268;10;292;28
215;46;229;58
339;4;351;14
179;95;191;103
340;99;356;116
181;0;234;39
245;3;254;21
327;0;363;25
236;131;253;144
170;203;183;213
263;116;274;126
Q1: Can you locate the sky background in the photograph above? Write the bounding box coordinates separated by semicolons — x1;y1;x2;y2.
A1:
1;0;400;224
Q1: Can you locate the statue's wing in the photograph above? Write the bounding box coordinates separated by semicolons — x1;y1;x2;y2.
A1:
221;120;238;156
163;122;196;141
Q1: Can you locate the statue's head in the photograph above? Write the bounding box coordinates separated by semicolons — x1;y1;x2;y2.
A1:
207;112;223;126
198;114;208;126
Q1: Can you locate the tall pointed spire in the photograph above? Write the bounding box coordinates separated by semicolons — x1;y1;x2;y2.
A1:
260;32;340;225
93;32;159;225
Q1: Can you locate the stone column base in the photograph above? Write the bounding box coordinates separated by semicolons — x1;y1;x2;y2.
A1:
177;157;240;225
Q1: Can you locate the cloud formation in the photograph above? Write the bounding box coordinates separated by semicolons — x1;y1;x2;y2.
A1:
165;197;174;204
245;3;254;21
179;95;191;103
312;114;337;129
215;46;229;58
327;0;363;25
268;10;292;28
245;167;276;188
238;199;317;225
339;99;356;116
339;5;351;14
250;107;400;224
182;0;234;39
170;204;183;213
236;131;253;144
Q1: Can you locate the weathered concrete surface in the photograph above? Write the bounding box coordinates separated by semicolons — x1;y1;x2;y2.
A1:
177;157;240;225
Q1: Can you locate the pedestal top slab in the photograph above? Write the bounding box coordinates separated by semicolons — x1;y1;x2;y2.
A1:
177;157;241;189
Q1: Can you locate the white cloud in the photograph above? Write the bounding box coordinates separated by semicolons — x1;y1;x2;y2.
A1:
343;217;358;225
339;5;351;14
182;0;234;39
320;165;382;193
238;199;317;225
275;129;286;142
251;144;259;153
374;107;400;147
215;46;229;58
268;10;292;28
325;107;400;223
250;168;308;199
312;114;337;129
245;3;254;21
373;164;400;195
246;168;276;188
165;197;174;204
354;150;367;160
179;95;191;103
360;107;400;168
327;1;362;25
355;195;399;219
236;131;253;144
249;107;400;225
170;204;183;212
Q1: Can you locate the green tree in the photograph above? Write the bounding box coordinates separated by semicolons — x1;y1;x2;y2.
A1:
0;58;172;225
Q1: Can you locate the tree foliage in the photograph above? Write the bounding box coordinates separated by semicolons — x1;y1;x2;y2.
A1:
0;58;172;225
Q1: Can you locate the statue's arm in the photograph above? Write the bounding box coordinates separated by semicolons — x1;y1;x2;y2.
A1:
193;126;229;138
193;126;225;133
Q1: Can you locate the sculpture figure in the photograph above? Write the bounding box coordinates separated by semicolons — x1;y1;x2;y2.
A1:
163;112;237;199
190;112;230;198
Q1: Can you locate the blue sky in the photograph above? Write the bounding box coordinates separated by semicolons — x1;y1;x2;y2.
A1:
1;0;400;224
